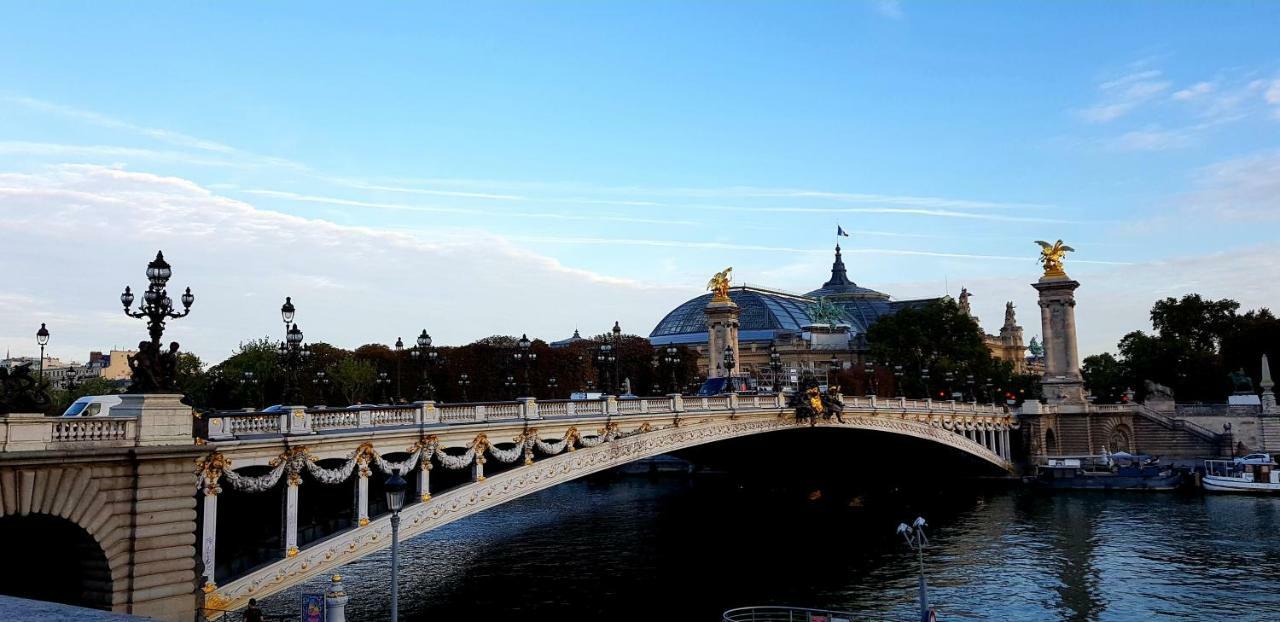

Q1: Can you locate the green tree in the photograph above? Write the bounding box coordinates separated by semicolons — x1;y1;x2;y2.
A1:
329;357;376;405
866;298;1014;399
1082;352;1128;403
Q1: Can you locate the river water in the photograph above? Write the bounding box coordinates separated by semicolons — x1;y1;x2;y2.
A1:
259;466;1280;622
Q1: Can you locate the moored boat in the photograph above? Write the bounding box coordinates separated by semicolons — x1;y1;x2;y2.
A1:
1029;452;1183;491
1202;454;1280;493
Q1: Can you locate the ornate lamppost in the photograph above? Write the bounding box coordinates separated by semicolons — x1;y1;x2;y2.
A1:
313;370;330;404
611;321;622;395
376;371;391;404
119;251;194;392
921;368;931;400
894;364;905;398
410;330;436;401
35;323;49;380
276;297;310;404
65;364;79;392
394;337;404;403
665;345;682;395
722;345;736;394
384;470;408;622
513;334;537;397
768;343;782;394
829;353;840;387
457;373;471;403
239;371;259;408
945;370;956;401
863;360;878;397
966;373;976;403
596;343;614;395
503;373;517;399
897;517;933;622
547;376;558;396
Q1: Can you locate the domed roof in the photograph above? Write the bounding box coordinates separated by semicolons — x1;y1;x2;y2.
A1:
804;244;891;300
648;287;819;345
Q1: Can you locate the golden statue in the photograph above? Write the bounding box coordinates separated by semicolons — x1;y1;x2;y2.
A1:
707;267;733;302
1035;239;1075;277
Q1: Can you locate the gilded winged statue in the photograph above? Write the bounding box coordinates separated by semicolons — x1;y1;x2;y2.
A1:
707;267;733;301
1035;239;1075;277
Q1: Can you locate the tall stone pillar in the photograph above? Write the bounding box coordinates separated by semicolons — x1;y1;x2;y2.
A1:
1261;354;1277;414
1034;274;1086;405
705;298;740;378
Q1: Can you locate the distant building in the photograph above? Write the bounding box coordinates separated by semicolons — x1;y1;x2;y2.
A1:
959;289;1027;373
550;329;590;349
99;350;136;381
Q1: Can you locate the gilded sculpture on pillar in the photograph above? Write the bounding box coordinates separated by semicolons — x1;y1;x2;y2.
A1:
1035;239;1075;277
707;267;733;302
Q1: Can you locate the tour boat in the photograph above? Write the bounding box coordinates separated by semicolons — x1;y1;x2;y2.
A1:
1030;452;1183;491
1202;455;1280;493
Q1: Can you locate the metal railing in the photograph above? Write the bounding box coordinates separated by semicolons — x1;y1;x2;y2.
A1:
723;605;875;621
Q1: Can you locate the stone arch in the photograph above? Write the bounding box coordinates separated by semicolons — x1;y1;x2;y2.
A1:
1107;422;1134;454
0;466;129;610
1044;427;1058;455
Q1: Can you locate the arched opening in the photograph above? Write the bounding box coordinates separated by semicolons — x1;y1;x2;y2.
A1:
0;514;112;609
1045;428;1058;456
1108;424;1133;454
215;466;285;581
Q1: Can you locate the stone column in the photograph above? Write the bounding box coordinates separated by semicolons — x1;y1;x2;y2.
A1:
356;462;370;527
418;459;432;501
1033;274;1086;404
284;475;300;558
705;298;740;378
201;489;218;587
1262;354;1278;414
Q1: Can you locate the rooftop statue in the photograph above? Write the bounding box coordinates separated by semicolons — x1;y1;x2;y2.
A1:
808;296;845;326
958;287;972;315
1035;239;1075;278
1005;301;1016;325
1230;368;1255;395
707;267;733;302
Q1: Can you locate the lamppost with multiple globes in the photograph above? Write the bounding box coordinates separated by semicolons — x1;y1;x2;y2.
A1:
921;369;931;400
722;345;736;394
547;376;558;396
410;330;437;401
240;371;260;409
595;344;615;395
611;321;622;395
664;345;682;395
863;360;878;397
35;323;49;380
277;297;310;404
393;337;405;403
966;373;976;403
513;334;537;397
376;371;391;404
894;364;905;398
119;251;194;392
897;516;933;622
503;373;517;399
457;373;471;403
768;343;782;394
313;370;330;403
383;470;408;622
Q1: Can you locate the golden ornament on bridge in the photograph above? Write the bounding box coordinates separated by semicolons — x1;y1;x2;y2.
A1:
1034;239;1075;278
707;267;733;302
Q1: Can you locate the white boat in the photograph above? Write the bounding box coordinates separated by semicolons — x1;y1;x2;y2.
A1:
1203;454;1280;493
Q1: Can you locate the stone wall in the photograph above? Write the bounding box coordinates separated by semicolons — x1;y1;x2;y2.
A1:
0;445;203;621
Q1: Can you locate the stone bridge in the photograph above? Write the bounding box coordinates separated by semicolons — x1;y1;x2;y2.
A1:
0;393;1015;620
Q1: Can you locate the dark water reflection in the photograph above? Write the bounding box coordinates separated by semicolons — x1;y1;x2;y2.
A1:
262;475;1280;621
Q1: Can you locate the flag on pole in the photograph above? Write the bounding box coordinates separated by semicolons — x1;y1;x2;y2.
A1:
837;225;849;237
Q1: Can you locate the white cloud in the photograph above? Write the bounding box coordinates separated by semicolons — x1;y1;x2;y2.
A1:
1184;150;1280;221
1173;82;1214;101
872;0;904;19
0;165;692;361
1078;69;1171;123
1110;127;1194;151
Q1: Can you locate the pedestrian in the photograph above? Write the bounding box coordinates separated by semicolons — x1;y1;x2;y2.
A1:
244;597;264;622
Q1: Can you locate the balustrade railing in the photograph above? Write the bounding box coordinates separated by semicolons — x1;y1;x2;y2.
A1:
52;417;132;442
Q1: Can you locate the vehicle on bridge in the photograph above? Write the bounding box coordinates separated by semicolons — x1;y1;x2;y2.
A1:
697;375;759;396
60;395;123;417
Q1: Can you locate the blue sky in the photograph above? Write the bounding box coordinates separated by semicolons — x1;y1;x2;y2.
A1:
1;1;1278;360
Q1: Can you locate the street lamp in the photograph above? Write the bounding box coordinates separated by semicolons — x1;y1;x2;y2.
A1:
665;345;682;394
596;343;615;395
945;371;956;401
921;369;931;400
457;373;471;403
393;337;405;403
376;371;391;404
35;323;49;380
722;345;736;394
313;370;330;403
504;373;517;398
611;321;622;395
894;364;905;398
768;343;782;394
966;373;976;403
281;297;295;327
240;371;260;409
897;517;933;622
120;251;195;392
547;376;558;395
863;360;877;397
513;334;537;397
411;330;437;401
383;470;408;622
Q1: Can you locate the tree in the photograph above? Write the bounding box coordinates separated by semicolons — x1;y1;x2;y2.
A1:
329;357;377;405
1082;353;1128;404
866;298;1016;399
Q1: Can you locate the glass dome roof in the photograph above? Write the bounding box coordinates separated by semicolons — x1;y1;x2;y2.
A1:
649;287;825;345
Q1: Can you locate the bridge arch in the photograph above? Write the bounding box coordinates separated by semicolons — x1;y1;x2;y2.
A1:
0;467;128;610
206;412;1012;610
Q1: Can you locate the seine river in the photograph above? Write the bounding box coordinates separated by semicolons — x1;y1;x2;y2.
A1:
260;468;1280;621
